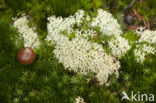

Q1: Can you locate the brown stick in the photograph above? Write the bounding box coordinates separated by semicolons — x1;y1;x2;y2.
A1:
146;18;150;30
122;0;137;12
132;9;150;29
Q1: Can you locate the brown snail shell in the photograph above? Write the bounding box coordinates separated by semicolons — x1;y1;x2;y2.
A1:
17;47;36;65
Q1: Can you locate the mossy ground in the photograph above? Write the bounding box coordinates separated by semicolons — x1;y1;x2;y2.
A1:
0;0;156;103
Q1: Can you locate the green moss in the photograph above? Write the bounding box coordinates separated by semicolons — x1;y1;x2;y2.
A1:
0;0;156;103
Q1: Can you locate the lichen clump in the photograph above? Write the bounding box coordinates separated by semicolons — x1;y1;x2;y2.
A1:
47;9;123;85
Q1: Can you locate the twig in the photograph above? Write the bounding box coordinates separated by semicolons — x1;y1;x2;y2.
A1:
30;37;39;48
132;9;142;21
140;0;143;4
132;9;150;30
146;18;150;30
94;34;98;40
122;0;137;12
128;25;139;30
0;3;2;9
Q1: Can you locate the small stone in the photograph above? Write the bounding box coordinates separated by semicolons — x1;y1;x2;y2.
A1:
125;14;134;25
17;47;36;65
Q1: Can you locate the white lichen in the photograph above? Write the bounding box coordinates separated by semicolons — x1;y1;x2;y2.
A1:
134;44;155;63
91;9;122;36
13;16;40;49
74;96;85;103
108;35;131;57
53;37;120;85
75;29;96;38
46;10;85;44
134;29;156;63
47;10;123;85
91;9;130;57
137;30;156;44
